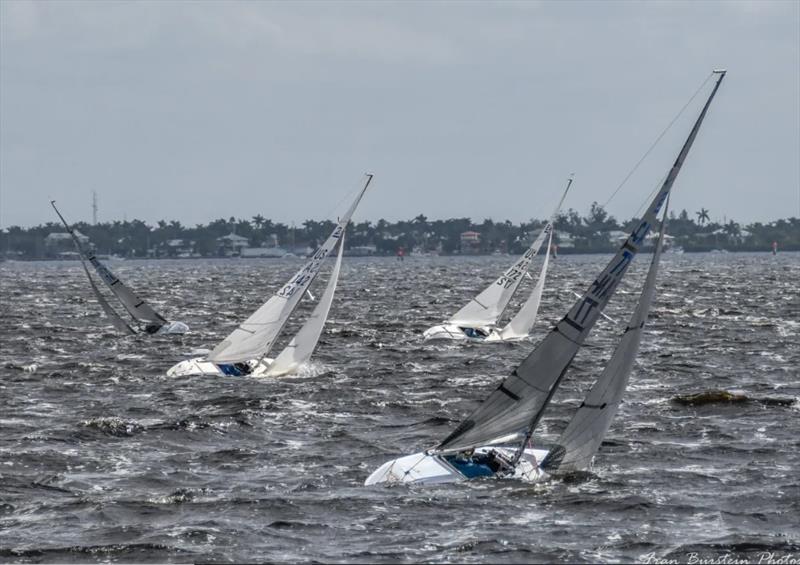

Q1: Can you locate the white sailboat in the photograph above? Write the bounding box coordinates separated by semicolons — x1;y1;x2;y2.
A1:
422;176;572;343
50;201;189;335
167;174;372;378
366;70;726;486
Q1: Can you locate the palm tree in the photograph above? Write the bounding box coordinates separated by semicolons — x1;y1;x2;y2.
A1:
251;214;265;230
696;208;710;225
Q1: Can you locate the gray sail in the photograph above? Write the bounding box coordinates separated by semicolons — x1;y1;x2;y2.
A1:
82;252;167;326
50;201;166;327
436;71;726;454
77;253;136;335
540;200;669;474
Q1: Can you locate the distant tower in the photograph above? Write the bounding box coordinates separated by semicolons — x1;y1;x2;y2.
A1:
92;191;98;225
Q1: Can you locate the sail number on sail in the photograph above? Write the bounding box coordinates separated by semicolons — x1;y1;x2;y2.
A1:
276;226;344;299
567;190;668;330
496;224;553;290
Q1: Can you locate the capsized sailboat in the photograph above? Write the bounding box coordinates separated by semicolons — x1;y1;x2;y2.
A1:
50;201;188;335
366;70;726;486
422;176;573;343
167;174;372;378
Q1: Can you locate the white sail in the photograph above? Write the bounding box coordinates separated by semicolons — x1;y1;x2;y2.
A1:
495;229;553;340
207;174;372;364
541;201;669;474
265;233;345;377
448;177;572;328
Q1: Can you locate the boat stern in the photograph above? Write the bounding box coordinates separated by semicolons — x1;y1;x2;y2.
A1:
158;321;190;334
166;357;223;377
364;451;462;486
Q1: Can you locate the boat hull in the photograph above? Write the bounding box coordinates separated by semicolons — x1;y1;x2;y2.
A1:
157;321;190;335
423;324;528;343
364;446;550;486
423;324;494;342
166;356;274;377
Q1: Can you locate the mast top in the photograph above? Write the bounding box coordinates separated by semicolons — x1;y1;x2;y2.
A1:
713;69;727;75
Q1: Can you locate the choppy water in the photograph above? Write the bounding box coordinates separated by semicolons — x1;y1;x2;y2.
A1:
1;253;798;563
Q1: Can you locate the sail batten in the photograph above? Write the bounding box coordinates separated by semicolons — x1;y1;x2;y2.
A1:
207;174;372;364
435;71;725;454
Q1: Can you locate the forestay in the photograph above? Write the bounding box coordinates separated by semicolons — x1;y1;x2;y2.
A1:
541;200;669;474
436;71;725;454
495;229;553;340
448;177;572;327
266;233;345;377
208;174;372;364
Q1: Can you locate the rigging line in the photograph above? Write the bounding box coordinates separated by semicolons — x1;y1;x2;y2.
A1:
602;72;714;210
632;171;669;220
320;173;370;223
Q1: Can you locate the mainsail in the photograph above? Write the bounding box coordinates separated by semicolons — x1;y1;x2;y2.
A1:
84;253;166;325
50;200;162;331
266;233;346;377
495;229;553;340
541;200;670;474
207;174;372;364
436;71;726;453
77;251;136;334
448;177;572;328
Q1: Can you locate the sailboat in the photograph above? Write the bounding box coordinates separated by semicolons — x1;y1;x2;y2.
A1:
422;176;573;343
167;174;372;378
365;70;726;486
50;201;189;335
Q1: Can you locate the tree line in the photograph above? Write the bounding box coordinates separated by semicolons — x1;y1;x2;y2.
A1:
2;204;798;259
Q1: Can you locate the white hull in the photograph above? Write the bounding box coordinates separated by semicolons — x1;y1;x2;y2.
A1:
423;324;494;342
166;356;275;377
157;321;190;335
423;324;528;343
364;446;550;486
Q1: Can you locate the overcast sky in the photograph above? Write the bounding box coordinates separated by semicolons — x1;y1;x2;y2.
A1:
1;0;798;228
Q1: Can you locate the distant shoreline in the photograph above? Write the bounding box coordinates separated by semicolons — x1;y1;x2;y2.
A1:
3;249;797;263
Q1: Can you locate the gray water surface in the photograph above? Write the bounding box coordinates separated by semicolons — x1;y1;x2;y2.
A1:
1;253;798;563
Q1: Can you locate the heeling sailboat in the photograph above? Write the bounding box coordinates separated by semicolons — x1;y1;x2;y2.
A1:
167;174;372;378
50;200;188;335
365;70;725;486
422;176;573;343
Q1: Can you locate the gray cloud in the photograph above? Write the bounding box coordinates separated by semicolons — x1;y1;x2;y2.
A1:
1;0;798;227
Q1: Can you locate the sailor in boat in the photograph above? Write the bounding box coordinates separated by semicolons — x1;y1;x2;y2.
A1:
460;327;490;340
447;448;515;477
